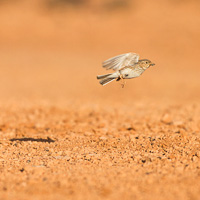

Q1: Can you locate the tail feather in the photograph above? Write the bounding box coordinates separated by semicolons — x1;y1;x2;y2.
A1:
97;73;112;80
97;72;119;86
99;77;116;86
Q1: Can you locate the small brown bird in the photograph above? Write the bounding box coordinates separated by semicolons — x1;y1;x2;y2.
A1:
97;53;155;87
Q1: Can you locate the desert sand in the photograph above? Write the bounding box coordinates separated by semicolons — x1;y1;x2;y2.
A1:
0;0;200;199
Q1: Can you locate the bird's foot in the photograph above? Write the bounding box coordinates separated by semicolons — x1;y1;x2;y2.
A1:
121;80;125;88
116;75;126;88
119;75;125;88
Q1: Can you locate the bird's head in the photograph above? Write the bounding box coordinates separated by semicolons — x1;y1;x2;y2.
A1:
138;59;155;70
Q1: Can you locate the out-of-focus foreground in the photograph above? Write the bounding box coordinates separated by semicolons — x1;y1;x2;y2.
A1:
0;0;200;200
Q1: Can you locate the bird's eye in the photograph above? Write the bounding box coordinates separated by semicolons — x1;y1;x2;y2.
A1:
146;61;148;64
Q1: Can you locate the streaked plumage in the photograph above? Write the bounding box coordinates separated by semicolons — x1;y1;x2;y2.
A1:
102;53;139;71
97;53;155;87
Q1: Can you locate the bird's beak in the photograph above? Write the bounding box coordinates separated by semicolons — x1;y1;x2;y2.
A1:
150;63;155;66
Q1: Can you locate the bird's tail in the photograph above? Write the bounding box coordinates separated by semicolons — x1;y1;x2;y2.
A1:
97;72;118;86
99;77;116;86
97;73;113;80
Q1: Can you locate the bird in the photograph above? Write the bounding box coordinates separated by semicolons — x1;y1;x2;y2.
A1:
97;53;155;87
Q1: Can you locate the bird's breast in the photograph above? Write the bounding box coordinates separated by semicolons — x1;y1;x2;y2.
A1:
121;68;144;79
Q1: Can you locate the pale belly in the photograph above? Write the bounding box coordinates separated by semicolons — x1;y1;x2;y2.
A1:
120;68;143;79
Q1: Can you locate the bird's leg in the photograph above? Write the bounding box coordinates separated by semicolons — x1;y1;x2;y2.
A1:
121;78;126;88
116;74;126;88
119;75;125;88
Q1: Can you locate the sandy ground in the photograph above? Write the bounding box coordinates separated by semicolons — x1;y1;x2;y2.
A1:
0;0;200;199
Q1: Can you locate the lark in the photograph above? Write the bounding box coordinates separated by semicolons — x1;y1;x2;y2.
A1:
97;53;155;87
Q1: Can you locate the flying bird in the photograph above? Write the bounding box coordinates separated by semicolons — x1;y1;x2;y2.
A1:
97;53;155;87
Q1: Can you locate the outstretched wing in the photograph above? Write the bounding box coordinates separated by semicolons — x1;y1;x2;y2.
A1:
102;53;139;71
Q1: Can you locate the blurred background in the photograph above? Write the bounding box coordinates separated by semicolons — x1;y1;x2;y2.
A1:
0;0;200;105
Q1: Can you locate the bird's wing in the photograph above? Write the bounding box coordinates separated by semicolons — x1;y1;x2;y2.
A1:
102;53;139;71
